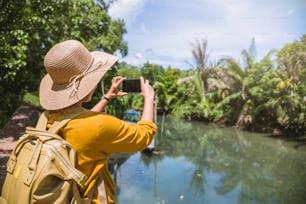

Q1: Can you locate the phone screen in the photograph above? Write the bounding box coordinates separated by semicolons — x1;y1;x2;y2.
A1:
122;79;141;93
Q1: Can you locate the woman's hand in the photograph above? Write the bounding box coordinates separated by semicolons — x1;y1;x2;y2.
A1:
105;76;128;99
107;76;155;100
140;77;155;101
91;76;127;112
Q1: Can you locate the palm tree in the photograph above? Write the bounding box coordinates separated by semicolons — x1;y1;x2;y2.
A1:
217;49;255;128
214;36;283;128
172;38;214;119
191;38;210;102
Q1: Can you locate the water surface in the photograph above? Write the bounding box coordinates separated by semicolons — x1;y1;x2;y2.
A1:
113;118;306;204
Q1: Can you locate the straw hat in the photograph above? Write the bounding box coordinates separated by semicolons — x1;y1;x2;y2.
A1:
39;40;118;110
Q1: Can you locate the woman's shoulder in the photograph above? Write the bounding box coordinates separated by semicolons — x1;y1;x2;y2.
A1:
73;110;122;124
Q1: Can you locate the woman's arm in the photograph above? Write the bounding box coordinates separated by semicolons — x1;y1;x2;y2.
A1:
91;76;155;123
140;77;155;122
91;76;127;112
90;95;111;112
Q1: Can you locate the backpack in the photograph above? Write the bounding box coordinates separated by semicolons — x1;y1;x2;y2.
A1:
0;107;95;204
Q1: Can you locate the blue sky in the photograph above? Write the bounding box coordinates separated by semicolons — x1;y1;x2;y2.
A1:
109;0;306;69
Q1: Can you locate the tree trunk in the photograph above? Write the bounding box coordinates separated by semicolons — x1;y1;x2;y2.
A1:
201;80;206;102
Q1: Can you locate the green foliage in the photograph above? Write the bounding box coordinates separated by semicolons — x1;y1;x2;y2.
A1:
140;62;164;84
23;92;40;106
0;0;127;126
117;62;141;78
271;35;306;133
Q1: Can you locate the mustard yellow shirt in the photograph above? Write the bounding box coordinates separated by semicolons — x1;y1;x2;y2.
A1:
47;110;157;204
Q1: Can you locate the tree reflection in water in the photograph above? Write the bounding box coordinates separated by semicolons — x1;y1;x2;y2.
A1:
111;117;306;204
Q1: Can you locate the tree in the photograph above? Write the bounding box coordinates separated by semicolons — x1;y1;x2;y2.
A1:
140;62;164;84
244;50;279;129
216;47;267;127
277;35;306;84
271;35;306;134
191;38;210;101
154;67;181;113
171;38;213;119
0;0;127;127
0;0;30;126
248;37;257;62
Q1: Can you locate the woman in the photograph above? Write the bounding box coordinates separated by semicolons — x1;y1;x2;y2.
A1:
39;40;156;203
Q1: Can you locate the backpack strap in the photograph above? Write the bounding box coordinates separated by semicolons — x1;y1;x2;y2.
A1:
36;106;88;133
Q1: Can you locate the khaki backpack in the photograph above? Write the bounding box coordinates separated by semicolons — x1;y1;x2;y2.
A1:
0;107;98;204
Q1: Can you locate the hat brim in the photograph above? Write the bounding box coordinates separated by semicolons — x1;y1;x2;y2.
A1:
39;51;118;110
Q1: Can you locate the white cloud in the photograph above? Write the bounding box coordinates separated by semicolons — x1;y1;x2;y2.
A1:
140;23;148;34
108;0;148;25
113;0;306;69
122;52;146;66
287;9;294;16
135;52;143;59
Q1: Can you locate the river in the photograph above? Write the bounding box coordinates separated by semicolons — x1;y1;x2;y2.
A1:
112;117;306;204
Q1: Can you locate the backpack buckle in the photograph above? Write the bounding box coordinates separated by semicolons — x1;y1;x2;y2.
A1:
24;169;35;186
6;156;17;174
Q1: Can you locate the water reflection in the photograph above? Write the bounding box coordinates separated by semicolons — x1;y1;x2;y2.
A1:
110;117;306;204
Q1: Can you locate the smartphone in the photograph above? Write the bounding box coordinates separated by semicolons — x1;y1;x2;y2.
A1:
122;79;141;93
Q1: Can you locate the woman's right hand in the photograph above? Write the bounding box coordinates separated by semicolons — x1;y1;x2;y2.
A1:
140;77;154;102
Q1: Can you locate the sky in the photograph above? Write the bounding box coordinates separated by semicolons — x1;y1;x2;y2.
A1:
108;0;306;69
